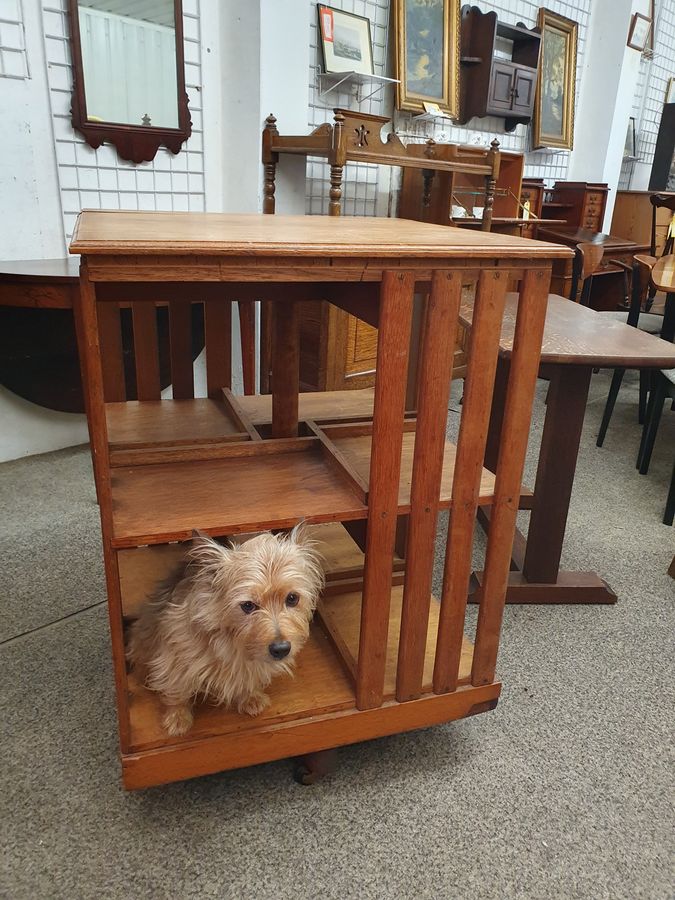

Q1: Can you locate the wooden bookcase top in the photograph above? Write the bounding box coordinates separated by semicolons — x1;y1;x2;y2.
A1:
70;211;572;260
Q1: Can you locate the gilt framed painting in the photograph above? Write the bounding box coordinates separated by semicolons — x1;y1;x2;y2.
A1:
393;0;460;117
533;8;578;150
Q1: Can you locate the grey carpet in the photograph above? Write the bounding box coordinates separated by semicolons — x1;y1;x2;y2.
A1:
1;370;673;900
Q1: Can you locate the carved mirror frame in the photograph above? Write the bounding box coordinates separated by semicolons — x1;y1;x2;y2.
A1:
67;0;191;164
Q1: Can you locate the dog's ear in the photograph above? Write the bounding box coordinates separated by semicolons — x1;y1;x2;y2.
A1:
187;530;233;575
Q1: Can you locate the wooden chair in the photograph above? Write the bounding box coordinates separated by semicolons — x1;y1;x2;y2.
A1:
596;255;666;446
635;366;674;525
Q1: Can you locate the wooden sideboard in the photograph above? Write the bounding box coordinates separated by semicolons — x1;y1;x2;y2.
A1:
542;181;609;232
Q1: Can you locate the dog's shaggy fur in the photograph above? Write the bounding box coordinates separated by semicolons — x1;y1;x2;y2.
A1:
127;528;324;736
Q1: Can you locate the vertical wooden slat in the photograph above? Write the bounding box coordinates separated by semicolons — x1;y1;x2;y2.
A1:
433;269;508;694
271;301;299;438
97;301;125;401
238;299;256;395
76;263;131;747
471;268;550;686
356;271;414;710
169;300;194;399
396;270;461;702
204;299;232;397
131;304;161;400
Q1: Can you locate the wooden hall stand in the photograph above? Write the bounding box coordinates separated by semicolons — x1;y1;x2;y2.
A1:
70;210;568;789
460;294;675;604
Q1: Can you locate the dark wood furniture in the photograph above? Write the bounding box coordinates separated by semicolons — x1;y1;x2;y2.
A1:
537;225;649;309
262;109;501;227
460;293;675;603
542;182;609;232
0;258;86;413
70;209;567;789
458;5;540;132
66;0;191;163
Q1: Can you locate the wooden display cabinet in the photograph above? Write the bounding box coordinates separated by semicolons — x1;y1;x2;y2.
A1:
71;210;569;789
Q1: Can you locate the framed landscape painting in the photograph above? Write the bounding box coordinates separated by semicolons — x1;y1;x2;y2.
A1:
394;0;460;116
533;9;578;150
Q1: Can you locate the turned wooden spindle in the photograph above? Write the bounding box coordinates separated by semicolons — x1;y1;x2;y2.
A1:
262;113;279;214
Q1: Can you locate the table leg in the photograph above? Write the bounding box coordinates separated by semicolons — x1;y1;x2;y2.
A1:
271;301;299;438
473;363;617;604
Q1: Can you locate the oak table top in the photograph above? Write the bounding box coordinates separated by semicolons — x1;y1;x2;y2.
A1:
460;292;675;368
70;210;572;260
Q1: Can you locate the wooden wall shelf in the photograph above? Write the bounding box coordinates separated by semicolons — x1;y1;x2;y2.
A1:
70;210;570;789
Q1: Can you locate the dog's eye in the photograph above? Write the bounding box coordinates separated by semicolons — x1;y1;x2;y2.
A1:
285;592;299;607
239;601;258;615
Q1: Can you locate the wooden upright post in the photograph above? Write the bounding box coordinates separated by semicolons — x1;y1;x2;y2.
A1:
472;267;550;685
396;271;461;702
357;271;414;710
433;269;508;694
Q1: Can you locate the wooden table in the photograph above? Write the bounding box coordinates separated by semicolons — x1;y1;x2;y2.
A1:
0;257;80;306
70;210;569;789
0;258;87;413
461;293;675;604
537;225;649;309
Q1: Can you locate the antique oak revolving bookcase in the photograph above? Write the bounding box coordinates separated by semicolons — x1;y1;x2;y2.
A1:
70;211;570;789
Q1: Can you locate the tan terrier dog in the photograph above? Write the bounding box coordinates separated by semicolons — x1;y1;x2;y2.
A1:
127;527;324;736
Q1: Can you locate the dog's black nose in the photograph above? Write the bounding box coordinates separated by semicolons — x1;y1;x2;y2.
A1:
269;640;291;660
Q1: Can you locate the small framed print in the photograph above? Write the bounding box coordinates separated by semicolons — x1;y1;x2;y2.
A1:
627;13;652;52
317;5;374;76
666;77;675;104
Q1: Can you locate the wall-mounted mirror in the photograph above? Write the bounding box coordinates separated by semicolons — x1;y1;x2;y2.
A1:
68;0;191;163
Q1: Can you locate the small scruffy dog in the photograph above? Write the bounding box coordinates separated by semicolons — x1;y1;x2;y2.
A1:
127;527;324;736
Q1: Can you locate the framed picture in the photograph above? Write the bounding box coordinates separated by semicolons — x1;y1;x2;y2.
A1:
317;5;373;76
666;77;675;104
624;117;637;159
627;12;652;52
393;0;460;117
533;9;578;151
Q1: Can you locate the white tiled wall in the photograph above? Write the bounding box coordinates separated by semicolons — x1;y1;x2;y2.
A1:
0;0;29;78
41;0;205;244
306;0;592;215
633;1;675;182
618;1;675;191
